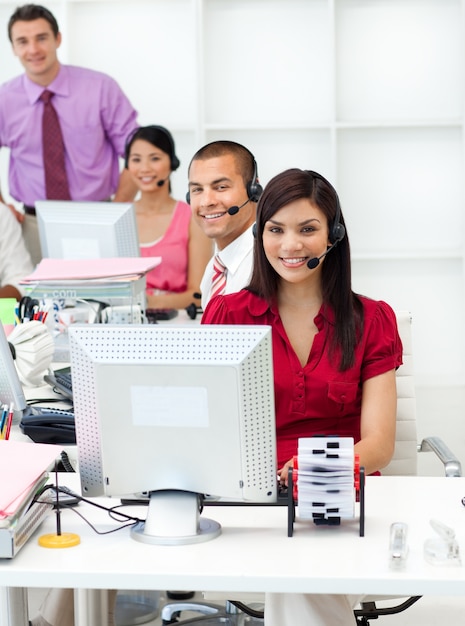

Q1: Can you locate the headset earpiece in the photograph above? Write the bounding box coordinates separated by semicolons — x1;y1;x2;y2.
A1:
171;154;181;171
186;191;191;205
330;221;345;244
305;170;345;245
252;223;257;238
246;158;263;203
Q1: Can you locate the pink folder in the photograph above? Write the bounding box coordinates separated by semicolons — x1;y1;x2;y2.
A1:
0;440;62;519
20;257;161;283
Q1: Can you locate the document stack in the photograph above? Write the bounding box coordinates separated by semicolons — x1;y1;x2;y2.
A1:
0;440;62;558
20;257;161;318
296;437;356;524
19;258;161;359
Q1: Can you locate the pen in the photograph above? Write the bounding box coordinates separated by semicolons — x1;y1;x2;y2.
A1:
5;403;14;440
0;404;7;439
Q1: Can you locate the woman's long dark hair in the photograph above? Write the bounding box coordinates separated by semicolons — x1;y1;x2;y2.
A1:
247;168;363;370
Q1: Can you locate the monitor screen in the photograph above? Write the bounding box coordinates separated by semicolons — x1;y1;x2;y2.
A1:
36;201;139;259
68;324;277;545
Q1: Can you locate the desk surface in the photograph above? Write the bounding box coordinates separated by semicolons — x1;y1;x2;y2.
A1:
1;475;464;596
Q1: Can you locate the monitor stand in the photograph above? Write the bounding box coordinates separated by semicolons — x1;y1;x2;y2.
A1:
130;490;221;545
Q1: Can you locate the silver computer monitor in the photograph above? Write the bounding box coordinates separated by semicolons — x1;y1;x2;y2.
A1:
68;324;277;545
0;323;28;422
36;201;139;259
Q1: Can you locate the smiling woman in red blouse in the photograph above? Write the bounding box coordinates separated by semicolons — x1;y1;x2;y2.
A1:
201;168;402;626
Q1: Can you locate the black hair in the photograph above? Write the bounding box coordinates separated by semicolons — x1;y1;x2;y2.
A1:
188;140;255;189
8;4;59;41
124;125;180;171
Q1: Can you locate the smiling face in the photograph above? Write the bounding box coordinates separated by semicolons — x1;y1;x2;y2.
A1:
11;18;61;86
188;154;255;250
127;139;172;191
262;198;331;285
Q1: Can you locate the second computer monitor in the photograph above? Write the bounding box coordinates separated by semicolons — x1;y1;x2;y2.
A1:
36;201;140;259
68;324;277;544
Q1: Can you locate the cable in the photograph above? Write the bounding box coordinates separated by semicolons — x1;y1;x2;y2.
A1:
35;485;145;530
27;397;72;405
228;601;264;619
60;451;75;473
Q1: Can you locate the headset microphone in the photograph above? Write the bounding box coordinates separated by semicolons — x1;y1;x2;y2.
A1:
227;198;250;216
157;177;169;187
307;242;338;270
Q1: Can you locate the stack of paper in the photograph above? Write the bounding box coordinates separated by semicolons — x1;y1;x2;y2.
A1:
20;257;161;305
296;437;355;522
0;439;61;521
20;257;161;284
0;440;62;557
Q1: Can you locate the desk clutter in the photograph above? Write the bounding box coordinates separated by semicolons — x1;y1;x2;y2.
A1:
16;257;161;362
0;320;75;443
0;440;60;558
8;316;54;387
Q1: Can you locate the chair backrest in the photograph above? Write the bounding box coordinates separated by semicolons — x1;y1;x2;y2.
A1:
381;311;418;476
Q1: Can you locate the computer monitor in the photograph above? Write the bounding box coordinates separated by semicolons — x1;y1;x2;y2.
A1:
68;324;277;545
36;201;140;259
0;323;28;422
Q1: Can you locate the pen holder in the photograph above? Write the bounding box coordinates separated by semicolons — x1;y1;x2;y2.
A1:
287;437;365;537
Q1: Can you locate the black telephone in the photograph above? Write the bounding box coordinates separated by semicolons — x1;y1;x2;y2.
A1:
20;405;75;444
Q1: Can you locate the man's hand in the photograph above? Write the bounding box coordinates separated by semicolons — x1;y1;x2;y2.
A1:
6;203;25;223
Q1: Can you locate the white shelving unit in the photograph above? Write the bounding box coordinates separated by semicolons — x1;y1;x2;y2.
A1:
0;0;464;389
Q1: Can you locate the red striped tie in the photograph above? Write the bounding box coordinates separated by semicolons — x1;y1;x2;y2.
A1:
211;255;227;299
40;90;71;200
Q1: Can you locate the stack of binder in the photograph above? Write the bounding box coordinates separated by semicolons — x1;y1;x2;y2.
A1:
19;257;161;308
0;440;63;558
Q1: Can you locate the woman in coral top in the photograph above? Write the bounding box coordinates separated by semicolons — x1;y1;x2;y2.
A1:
202;168;402;626
125;125;212;309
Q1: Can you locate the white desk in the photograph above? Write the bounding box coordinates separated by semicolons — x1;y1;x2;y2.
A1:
1;475;465;626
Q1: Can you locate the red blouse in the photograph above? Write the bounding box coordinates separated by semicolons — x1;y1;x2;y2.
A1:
202;289;403;468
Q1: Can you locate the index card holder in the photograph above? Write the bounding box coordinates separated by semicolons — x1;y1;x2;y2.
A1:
286;437;365;537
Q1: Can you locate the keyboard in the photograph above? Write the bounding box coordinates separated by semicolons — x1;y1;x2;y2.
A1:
44;368;73;400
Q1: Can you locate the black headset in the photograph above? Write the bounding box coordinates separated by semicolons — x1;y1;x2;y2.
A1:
305;170;345;244
186;144;263;205
252;170;346;243
124;125;180;171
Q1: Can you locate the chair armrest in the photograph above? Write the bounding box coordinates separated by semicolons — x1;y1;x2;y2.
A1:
418;436;462;477
161;602;222;622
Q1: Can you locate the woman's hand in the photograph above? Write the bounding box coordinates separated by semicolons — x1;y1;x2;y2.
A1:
277;458;295;487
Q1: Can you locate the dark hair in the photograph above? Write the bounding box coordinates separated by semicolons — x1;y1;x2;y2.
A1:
124;125;180;171
8;4;59;41
248;168;363;371
188;140;255;189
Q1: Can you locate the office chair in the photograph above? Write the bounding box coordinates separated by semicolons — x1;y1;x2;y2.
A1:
160;311;462;625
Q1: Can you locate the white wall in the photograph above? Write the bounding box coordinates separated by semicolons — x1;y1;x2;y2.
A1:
1;0;464;468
